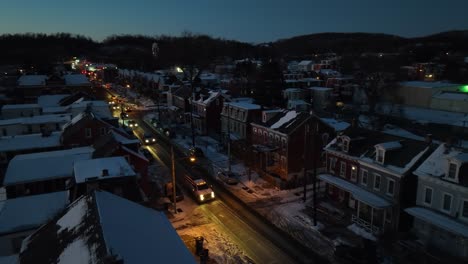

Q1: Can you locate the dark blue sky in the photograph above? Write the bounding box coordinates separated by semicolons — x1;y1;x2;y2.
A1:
1;0;468;43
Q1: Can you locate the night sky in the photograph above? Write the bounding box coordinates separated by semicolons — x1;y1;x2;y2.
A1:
1;0;468;43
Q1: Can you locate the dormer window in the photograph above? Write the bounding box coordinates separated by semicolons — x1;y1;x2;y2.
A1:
448;163;457;179
342;138;349;153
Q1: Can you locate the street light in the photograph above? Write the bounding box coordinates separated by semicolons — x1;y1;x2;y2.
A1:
170;145;196;214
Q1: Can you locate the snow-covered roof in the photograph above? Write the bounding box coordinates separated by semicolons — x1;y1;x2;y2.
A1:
308;87;333;91
1;104;41;110
231;97;254;103
298;60;313;66
0;191;69;235
3;147;94;186
271;111;297;129
110;130;140;145
63;74;90;86
62;111;90;130
284;88;302;92
432;91;468;101
375;141;402;150
42;106;68;114
20;191;196;264
0;131;62;152
17;75;47;86
320;118;350;132
400;81;460;89
37;94;69;107
226;102;261;110
405;207;468;237
382;124;426;141
414;144;464;178
0;114;71;126
73;156;136;184
95;191;196;263
318;174;392;209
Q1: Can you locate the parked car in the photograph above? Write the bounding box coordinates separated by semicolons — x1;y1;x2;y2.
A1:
142;132;156;145
127;120;138;128
216;170;239;185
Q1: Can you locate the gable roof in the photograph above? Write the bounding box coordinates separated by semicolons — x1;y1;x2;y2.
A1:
414;143;467;178
37;94;70;108
73;157;136;184
3;147;94;186
19;191;196;264
327;127;432;175
254;110;311;134
0;131;62;153
17;75;47;86
0;191;69;235
63;74;90;86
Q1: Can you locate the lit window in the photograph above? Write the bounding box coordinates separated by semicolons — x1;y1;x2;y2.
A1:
350;165;357;181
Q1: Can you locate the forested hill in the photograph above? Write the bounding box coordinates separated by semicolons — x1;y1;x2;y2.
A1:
0;30;467;71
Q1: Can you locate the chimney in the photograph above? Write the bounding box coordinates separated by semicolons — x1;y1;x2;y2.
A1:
101;169;109;177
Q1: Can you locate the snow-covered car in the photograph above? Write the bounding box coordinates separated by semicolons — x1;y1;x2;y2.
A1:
216;171;239;185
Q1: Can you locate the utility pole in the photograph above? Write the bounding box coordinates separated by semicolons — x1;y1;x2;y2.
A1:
189;70;196;148
226;104;231;173
312;121;319;226
171;145;177;214
303;122;309;203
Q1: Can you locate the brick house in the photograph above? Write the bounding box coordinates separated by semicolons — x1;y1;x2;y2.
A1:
319;127;433;236
60;110;113;147
191;90;230;135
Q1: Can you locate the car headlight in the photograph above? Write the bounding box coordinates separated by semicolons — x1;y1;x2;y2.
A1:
152;138;156;142
211;192;215;198
135;124;138;127
145;139;149;143
199;194;204;201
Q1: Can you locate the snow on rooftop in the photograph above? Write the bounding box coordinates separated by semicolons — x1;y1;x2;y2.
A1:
375;141;402;150
57;196;87;233
414;144;463;178
95;191;196;264
0;191;69;234
226;102;261;110
42;106;68;114
433;91;468;101
0;114;71;126
58;239;91;264
401;81;460;89
382;124;426;141
37;94;69;107
3;147;94;186
298;60;313;65
2;103;41;110
17;75;47;86
63;74;90;86
110;130;140;145
0;131;61;152
73;156;136;184
320;118;350;132
271;111;297;129
454;153;468;163
309;87;333;91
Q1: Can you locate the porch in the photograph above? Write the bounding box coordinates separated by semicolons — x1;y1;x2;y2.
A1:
318;174;393;236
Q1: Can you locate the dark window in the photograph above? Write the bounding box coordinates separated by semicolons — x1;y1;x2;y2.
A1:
448;163;457;179
463;201;468;218
387;179;394;195
424;187;432;205
443;194;452;211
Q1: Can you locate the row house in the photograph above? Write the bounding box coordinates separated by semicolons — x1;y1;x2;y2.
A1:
60;110;113;147
1;104;42;119
406;143;468;260
0;114;71;136
167;85;190;125
251;110;312;188
0;131;63;167
2;147;95;199
319;127;433;236
190;91;230;136
220;101;262;144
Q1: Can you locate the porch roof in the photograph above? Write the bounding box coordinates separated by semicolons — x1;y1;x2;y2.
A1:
252;144;279;152
318;174;392;209
405;207;468;238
